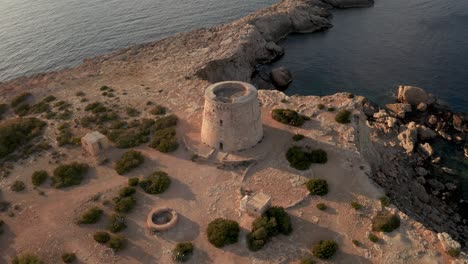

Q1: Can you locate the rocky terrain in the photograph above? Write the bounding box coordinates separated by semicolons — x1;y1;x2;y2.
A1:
0;0;467;263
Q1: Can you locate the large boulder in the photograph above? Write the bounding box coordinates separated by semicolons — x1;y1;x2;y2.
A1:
464;145;468;158
418;142;434;157
397;85;435;106
265;42;284;59
271;66;293;90
452;113;467;132
386;103;411;119
417;125;436;140
398;122;418;153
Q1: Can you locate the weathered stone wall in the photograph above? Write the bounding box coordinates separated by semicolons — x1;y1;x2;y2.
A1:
201;82;263;152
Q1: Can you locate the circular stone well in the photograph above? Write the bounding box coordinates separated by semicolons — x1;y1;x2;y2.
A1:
147;207;178;231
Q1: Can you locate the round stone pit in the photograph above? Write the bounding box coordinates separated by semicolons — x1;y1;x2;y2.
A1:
147;207;178;231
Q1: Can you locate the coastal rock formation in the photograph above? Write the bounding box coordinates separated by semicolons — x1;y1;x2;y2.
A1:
397;85;435;106
397;122;418;153
386;103;411;118
438;232;461;252
271;66;293;89
321;0;375;8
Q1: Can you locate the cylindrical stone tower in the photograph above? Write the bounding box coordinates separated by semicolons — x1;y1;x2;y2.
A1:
201;81;263;152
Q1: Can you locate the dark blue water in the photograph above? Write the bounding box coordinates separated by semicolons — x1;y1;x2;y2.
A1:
272;0;468;112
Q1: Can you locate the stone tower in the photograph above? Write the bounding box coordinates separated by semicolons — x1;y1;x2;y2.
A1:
201;81;263;152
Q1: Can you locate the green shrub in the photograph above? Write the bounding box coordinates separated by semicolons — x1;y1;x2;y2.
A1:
108;214;126;233
78;207;103;224
206;218;240;248
128;177;139;187
113;196;136;213
372;211;400;232
139;171;171;194
379;196;390;207
126;107;139;117
347;93;355;99
300;256;316;264
150;105;167;115
107;119;154;148
108;235;126;252
31;171;48;187
14;104;30;116
327;107;335;112
115;150;144;175
351;201;363;210
30;102;50;114
119;187;136;197
247;207;292;251
352;239;361;247
12;254;44;264
292;134;305;141
312;240;338;260
447;248;461;257
368;233;379;243
316;203;327;210
335;110;351;124
317;104;325;110
271;109;308;127
11;93;31;108
154;114;178;130
172;242;194;262
306;179;328;196
61;253;76;263
11;180;25;192
0;117;46;158
93;231;111;243
149;127;178;153
100;86;109;91
51;162;89;188
0;103;9;118
75;91;85;96
85;102;107;114
286;146;328;170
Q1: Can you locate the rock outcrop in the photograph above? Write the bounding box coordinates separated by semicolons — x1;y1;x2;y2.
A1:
321;0;374;8
397;85;435;106
386;103;411;118
398;122;418;153
271;66;293;89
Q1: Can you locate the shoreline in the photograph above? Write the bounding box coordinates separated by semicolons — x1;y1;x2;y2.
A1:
0;0;467;261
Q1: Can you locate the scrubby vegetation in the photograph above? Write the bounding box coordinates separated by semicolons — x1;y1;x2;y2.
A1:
0;117;46;158
271;109;309;127
78;207;103;224
106;119;154;148
335;110;351;124
351;201;363;210
149;127;178;152
51;163;89;188
206;218;240;248
286;146;327;170
292;134;305;141
139;171;171;194
247;207;292;251
316;203;327;210
61;253;76;263
12;254;44;264
312;240;338;260
113;196;136;213
172;242;194;262
119;186;136;197
31;170;48;186
57;123;79;146
306;179;328;196
372;211;400;232
11;93;31;108
447;248;461;257
154;114;178;130
126;107;140;117
128;177;139;187
317;104;325;110
300;256;316;264
352;239;361;247
150;105;167;115
368;233;379;243
94;231;111;243
11;180;25;192
379;196;390;207
115;150;144;175
108;213;127;233
108;234;126;252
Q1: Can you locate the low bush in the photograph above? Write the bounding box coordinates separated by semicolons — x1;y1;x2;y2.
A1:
447;248;461;257
107;119;154;148
352;239;361;247
31;170;48;186
316;203;327;210
149;127;178;153
172;242;194;262
0;117;46;158
108;214;127;233
306;179;328;196
100;86;109;91
335;110;351;124
150;105;167;115
292;134;305;141
139;171;171;194
247;207;292;251
119;187;136;197
128;177;139;187
286;146;328;170
113;196;136;213
11;181;25;192
93;231;111;243
14;104;30;116
108;234;126;252
347;93;355;99
317;104;325;110
42;95;56;102
300;256;316;264
368;233;379;243
61;253;76;263
154;114;178;130
312;240;338;260
29;102;50;114
271;109;308;127
351;201;363;210
78;207;103;224
372;211;400;232
126;107;139;117
12;254;44;264
115;150;144;175
327;107;335;112
85;102;107;114
206;218;240;248
11;93;31;108
379;196;390;207
51;162;89;188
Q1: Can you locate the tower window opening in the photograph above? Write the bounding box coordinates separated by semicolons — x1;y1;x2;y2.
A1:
220;120;223;126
